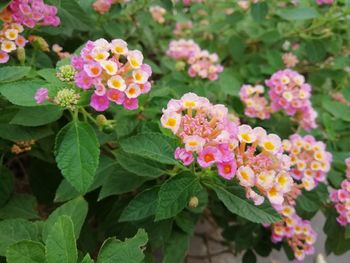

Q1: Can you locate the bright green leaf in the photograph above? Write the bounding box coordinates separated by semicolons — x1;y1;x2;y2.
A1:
6;240;46;263
10;105;62;127
0;219;41;256
0;66;31;83
42;197;88;242
55;121;100;193
45;215;77;263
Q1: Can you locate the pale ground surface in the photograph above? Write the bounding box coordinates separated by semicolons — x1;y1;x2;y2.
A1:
186;212;350;263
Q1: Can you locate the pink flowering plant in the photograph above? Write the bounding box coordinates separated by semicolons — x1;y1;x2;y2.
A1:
1;0;350;262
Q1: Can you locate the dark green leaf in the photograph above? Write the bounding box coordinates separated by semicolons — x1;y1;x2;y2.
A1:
10;105;62;127
155;172;202;221
119;187;159;222
97;229;148;263
209;185;281;224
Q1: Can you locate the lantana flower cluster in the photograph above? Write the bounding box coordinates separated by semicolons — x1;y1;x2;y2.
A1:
149;6;166;24
71;38;152;112
92;0;129;15
271;205;317;261
239;84;271;120
167;39;223;81
173;21;193;37
0;0;60;64
0;0;60;28
330;158;350;226
161;93;294;206
0;23;26;63
316;0;334;5
283;134;332;191
240;69;318;131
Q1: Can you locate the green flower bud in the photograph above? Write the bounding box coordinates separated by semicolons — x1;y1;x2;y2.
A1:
96;114;108;126
17;47;25;64
56;65;77;82
175;61;186;71
53;88;80;110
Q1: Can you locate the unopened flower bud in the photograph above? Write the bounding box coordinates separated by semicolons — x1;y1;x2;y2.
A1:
188;196;199;208
54;88;80;110
96;114;108;126
28;35;50;52
17;47;25;64
56;65;77;82
175;61;186;71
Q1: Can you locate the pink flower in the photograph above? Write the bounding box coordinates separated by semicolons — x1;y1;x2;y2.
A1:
90;93;109;111
123;98;138;110
0;51;9;63
174;147;194;166
107;89;125;104
282;52;299;68
149;6;166;24
34;87;48;104
197;146;220;168
72;38;152;111
8;0;60;28
75;71;94;90
316;0;334;5
217;160;237;180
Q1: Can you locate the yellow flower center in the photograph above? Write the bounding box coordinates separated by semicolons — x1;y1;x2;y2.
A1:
166;118;177;127
264;141;275;151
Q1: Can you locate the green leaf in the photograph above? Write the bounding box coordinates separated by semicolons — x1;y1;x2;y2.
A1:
0;166;14;207
98;165;148;200
97;229;148;263
305;40;326;63
42;197;88;242
242;250;257;263
345;226;350;240
6;240;46;263
45;215;77;263
251;2;268;22
120;133;177;165
54;156;118;202
0;80;47;106
0;0;11;12
119;187;159;222
218;69;241;96
37;69;62;85
0;219;41;256
55;121;100;193
277;7;319;20
45;0;92;36
0;124;53;141
116;150;164;178
10;105;62;127
0;66;31;83
323;99;350;122
80;254;94;263
163;232;189;263
296;183;328;213
0;194;39;220
209;185;282;224
155;172;202;221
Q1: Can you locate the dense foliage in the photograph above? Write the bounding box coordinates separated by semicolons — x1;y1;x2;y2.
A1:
0;0;350;262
